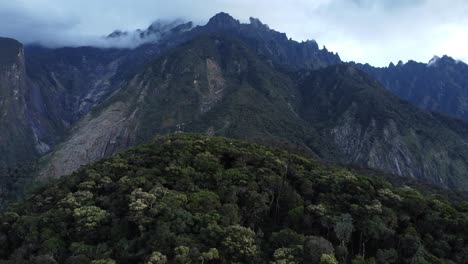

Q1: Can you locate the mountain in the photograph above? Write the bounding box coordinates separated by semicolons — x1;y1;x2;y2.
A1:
297;65;468;190
4;12;468;205
0;38;52;164
0;14;346;206
34;32;468;192
353;56;468;122
2;134;468;263
37;34;326;179
195;12;341;70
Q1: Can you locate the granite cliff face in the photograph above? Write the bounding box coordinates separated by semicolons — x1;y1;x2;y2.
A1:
0;37;45;164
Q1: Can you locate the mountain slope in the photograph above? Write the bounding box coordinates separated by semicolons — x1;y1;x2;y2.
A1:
37;33;468;191
38;34;328;179
2;134;468;263
353;56;468;122
298;65;468;189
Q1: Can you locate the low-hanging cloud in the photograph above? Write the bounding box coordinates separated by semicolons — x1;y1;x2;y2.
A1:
0;0;467;66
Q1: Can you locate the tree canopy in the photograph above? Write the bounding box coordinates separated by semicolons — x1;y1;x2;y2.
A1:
0;134;467;263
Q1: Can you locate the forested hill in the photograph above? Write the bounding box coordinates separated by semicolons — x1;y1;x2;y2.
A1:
1;134;467;263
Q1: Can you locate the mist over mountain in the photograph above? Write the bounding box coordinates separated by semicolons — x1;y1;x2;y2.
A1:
2;0;468;66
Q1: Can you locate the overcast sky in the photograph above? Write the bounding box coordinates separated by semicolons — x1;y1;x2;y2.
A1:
0;0;467;66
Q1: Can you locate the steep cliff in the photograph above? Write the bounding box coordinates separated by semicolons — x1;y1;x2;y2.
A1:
0;38;38;164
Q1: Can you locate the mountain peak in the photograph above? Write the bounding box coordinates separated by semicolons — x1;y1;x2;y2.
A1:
206;12;240;29
427;55;459;67
427;55;441;67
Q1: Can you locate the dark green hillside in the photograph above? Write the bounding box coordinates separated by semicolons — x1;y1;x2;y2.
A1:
1;134;467;263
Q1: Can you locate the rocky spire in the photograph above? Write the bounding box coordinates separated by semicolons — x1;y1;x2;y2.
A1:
206;12;240;29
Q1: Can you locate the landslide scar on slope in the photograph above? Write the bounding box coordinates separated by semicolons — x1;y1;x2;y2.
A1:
200;58;226;113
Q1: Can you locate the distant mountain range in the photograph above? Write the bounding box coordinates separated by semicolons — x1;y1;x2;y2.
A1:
2;12;468;205
353;56;468;121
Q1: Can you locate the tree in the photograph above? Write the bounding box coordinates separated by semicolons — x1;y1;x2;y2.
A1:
272;247;302;264
222;225;258;263
335;213;354;247
175;246;191;264
145;251;167;264
334;213;353;262
73;206;109;232
199;248;219;264
303;236;334;263
320;254;338;264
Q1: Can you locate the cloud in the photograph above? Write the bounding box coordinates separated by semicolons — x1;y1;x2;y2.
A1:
0;0;467;66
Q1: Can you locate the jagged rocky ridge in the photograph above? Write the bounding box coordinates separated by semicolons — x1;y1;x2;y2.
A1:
353;56;468;122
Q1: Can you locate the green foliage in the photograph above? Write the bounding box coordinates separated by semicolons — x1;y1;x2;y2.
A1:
145;251;167;264
73;206;109;232
335;213;354;246
222;225;258;262
321;254;339;264
91;259;116;264
0;134;467;263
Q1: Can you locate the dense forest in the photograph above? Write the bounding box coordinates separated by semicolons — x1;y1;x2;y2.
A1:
0;134;467;263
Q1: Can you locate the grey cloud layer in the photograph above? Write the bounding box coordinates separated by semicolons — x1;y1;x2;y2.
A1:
0;0;467;66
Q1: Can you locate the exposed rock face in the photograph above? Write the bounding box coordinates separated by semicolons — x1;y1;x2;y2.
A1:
298;65;468;189
39;102;136;179
0;38;39;164
202;58;226;112
25;46;127;128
